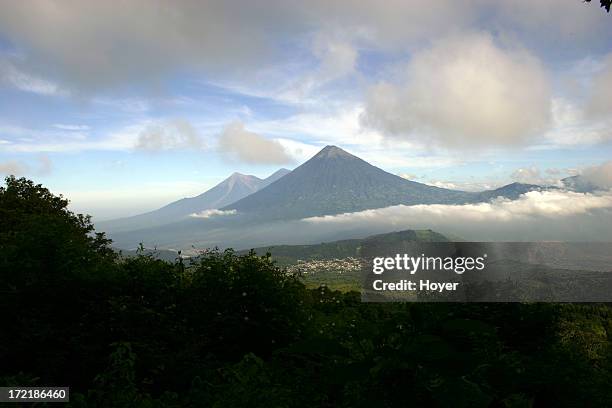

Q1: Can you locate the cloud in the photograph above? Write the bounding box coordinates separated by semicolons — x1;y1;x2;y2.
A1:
0;160;27;175
2;1;606;94
398;173;418;180
301;190;612;241
314;36;358;82
586;54;612;120
93;97;150;114
510;166;564;186
0;59;67;96
136;119;204;151
496;0;611;54
425;180;498;192
307;191;612;223
0;1;477;93
511;167;543;184
537;98;612;147
280;34;358;101
0;120;204;153
218;121;293;165
0;125;130;153
0;1;286;92
580;161;612;190
0;155;52;176
361;33;551;148
323;0;610;53
190;209;237;219
37;154;52;175
53;124;90;131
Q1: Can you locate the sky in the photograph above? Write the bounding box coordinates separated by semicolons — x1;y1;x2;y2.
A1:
0;1;611;221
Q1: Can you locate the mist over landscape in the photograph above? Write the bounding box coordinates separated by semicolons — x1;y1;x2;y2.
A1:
97;146;612;251
2;1;612;407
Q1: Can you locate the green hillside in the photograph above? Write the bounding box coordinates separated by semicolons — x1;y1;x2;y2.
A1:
246;229;449;265
244;229;449;291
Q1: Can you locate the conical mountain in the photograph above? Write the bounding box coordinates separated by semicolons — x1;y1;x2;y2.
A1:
221;145;476;220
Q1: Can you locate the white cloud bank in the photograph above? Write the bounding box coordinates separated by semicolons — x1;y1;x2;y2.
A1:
218;121;293;165
581;161;612;190
190;209;237;219
361;33;551;148
301;190;612;241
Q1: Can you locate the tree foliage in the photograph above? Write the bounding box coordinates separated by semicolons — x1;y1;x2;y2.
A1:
2;176;612;407
585;0;612;13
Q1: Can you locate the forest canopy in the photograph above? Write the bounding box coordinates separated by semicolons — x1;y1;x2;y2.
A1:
2;176;612;407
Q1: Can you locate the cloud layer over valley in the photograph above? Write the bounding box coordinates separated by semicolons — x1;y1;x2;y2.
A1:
302;189;612;242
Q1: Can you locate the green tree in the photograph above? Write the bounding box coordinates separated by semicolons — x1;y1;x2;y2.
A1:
0;176;115;290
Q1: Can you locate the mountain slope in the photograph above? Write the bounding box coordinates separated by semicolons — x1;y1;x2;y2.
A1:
222;145;480;220
105;146;542;250
562;175;599;193
477;182;542;201
99;169;290;232
245;229;449;265
261;168;291;188
159;172;261;217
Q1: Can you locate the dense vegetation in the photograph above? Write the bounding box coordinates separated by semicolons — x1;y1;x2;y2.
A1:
2;176;612;407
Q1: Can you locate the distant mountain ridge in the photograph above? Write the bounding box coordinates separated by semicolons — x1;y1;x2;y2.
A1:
105;145;546;250
99;168;291;232
478;182;543;201
122;229;449;263
221;146;540;221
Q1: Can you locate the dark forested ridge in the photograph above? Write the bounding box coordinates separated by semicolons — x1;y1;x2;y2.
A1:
242;229;450;265
2;176;612;407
